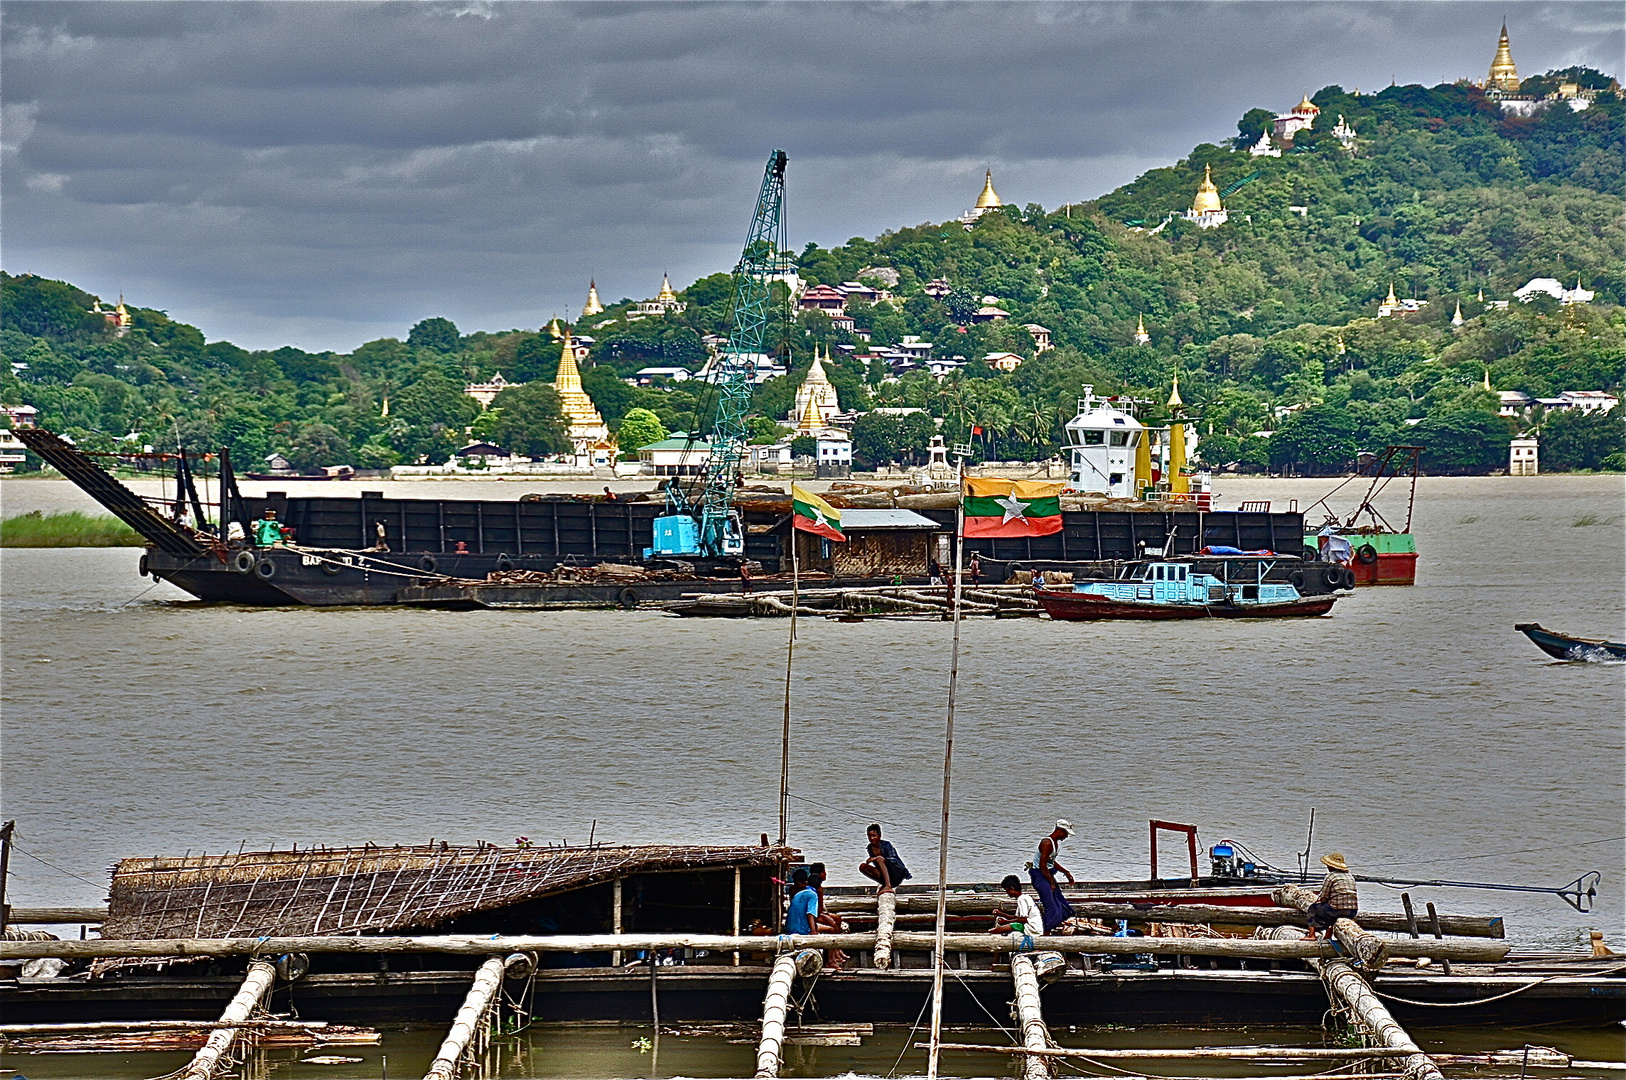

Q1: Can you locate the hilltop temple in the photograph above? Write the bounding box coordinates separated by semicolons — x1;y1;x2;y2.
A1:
89;295;133;337
582;279;605;317
1183;165;1229;229
632;274;686;318
958;170;1005;227
552;331;609;461
1486;22;1520;93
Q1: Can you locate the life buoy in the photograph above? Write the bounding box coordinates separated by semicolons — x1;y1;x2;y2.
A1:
1356;544;1379;565
494;553;514;572
618;588;639;610
255;557;277;580
138;554;150;578
1323;566;1344;590
233;550;257;574
419;555;440;574
1288;570;1306;590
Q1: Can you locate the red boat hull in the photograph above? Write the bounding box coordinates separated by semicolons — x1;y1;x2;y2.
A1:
1036;590;1337;620
1351;551;1417;586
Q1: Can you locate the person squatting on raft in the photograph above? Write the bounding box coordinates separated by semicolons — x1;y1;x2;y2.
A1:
990;874;1045;941
1302;851;1359;940
858;824;912;894
1028;820;1077;932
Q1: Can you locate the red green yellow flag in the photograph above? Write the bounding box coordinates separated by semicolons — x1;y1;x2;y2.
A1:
792;483;845;542
962;477;1064;538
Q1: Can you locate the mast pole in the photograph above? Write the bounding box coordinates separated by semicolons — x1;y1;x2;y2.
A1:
927;452;968;1080
777;527;799;847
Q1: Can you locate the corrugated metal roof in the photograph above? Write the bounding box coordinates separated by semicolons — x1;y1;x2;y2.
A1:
840;508;942;530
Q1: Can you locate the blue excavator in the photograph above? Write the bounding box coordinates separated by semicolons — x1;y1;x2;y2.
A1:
648;150;788;561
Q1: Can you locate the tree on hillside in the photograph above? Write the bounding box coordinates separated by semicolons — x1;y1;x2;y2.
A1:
286;421;352;471
1413;406;1512;474
1268;406;1358;474
1539;407;1626;471
408;317;460;353
391;368;478;463
615;407;667;451
489;382;570;458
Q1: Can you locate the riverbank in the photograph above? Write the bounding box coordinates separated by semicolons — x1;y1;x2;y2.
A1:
0;511;141;548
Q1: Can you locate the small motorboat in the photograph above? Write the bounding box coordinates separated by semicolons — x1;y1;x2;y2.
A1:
1036;558;1342;620
1515;623;1626;661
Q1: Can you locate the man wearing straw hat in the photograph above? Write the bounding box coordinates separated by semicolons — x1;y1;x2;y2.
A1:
1303;852;1359;940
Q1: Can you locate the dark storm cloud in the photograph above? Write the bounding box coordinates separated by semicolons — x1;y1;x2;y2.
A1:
3;2;1619;350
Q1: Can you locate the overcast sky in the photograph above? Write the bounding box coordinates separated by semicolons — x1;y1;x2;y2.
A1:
2;2;1619;352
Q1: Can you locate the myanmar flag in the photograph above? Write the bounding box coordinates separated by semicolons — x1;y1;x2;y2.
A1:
792;484;845;542
963;478;1064;538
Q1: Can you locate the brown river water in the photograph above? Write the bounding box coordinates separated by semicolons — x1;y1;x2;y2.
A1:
2;474;1623;1078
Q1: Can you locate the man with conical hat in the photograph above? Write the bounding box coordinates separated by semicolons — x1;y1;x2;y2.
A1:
1303;852;1359;941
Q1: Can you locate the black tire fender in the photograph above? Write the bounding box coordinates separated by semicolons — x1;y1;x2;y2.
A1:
1288;569;1306;590
494;553;514;572
1355;544;1379;565
1301;546;1319;562
419;555;440;574
255;557;277;580
321;554;344;576
233;550;257;574
138;553;150;578
1323;566;1344;590
1342;567;1358;589
618;588;639;609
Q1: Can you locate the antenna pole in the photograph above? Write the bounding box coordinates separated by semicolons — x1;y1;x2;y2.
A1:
927;449;970;1080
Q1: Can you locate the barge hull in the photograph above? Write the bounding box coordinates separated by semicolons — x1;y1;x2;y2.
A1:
1035;591;1338;620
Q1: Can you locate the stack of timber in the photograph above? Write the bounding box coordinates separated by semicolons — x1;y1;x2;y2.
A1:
662;584;1039;618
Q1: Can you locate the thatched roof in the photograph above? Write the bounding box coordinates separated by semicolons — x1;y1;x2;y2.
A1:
104;842;792;941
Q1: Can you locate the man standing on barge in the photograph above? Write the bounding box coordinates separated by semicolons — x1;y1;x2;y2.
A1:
1029;820;1076;932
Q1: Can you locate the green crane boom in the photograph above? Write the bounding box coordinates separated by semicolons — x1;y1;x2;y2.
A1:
650;150;788;560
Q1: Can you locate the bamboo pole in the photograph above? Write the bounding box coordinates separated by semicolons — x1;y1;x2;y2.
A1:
928;1044;1420;1061
2;1020;328;1034
1011;954;1052;1080
872;890;898;969
0;931;1509;962
1274;884;1388;969
168;959;277;1080
819;896;1503;937
1264;926;1440;1080
5;906;107;924
754;948;819;1078
422;954;518;1080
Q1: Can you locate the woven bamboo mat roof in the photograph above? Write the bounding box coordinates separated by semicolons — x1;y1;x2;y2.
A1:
103;842;793;942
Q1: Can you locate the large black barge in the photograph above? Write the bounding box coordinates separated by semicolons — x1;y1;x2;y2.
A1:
23;427;1320;608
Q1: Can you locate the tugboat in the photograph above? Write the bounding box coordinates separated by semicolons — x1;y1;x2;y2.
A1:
1035;557;1342;620
1302;445;1421;586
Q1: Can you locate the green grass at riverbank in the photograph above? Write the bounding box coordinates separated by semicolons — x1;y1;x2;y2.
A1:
0;511;143;547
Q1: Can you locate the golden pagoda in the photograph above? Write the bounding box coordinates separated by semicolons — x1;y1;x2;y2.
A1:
795;394;824;435
792;346;839;426
546;316;564;340
552;332;607;458
976;170;1002;210
1167;372;1184;410
1191;165;1223;215
582;279;604;317
1133;314;1151;345
656;273;677;304
1487;22;1520;93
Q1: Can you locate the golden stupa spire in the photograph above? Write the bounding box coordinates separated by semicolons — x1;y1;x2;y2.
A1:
1167;372;1184;410
1453;301;1465;326
796;393;823;434
1385;282;1398;305
976;169;1002;209
546;316;563;340
552;331;604;427
1191;164;1222;214
555;331;583;392
582;279;604;317
657;273;677;303
1134;314;1150;344
1488;22;1519;92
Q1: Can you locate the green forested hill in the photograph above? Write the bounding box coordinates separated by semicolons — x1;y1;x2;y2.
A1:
4;75;1622;476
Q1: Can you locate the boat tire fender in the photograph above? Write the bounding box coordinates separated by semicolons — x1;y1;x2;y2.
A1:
618;588;639;610
321;555;344;576
494;553;514;572
1341;567;1358;590
255;557;277;580
1289;569;1306;590
1323;566;1344;590
419;555;439;574
233;550;257;575
1301;546;1319;562
1356;544;1379;565
138;553;150;578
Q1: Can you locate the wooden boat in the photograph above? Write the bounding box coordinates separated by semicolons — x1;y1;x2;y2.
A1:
1036;559;1340;620
1515;623;1626;661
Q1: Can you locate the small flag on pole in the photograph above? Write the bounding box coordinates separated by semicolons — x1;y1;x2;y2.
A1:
962;477;1064;538
791;484;845;542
